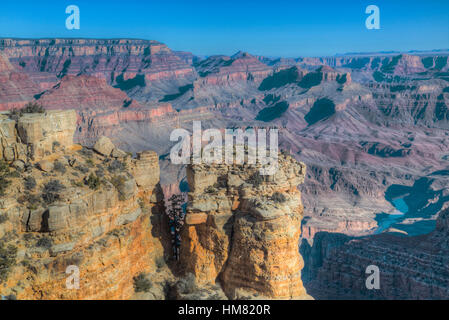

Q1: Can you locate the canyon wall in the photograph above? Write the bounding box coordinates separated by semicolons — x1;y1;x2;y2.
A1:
180;154;312;299
0;110;168;299
302;208;449;299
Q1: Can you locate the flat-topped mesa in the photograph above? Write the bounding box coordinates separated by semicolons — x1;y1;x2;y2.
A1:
180;153;312;299
0;109;77;162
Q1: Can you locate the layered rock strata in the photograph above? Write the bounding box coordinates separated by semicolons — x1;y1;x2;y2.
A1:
180;153;312;299
0;111;168;299
302;208;449;299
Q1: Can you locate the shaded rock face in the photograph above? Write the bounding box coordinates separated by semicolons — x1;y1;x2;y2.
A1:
302;208;449;300
180;154;312;299
0;110;168;300
0;110;76;162
194;52;272;86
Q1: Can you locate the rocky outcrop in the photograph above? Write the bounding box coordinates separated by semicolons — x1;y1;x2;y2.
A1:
0;110;76;162
180;153;312;299
0;109;169;299
303;208;449;299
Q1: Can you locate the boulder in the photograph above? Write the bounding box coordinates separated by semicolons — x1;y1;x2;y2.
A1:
111;148;127;158
12;160;25;171
93;136;115;156
37;160;54;172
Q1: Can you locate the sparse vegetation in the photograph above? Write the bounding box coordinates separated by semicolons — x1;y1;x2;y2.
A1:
205;186;216;193
52;141;61;152
176;273;197;294
133;273;152;293
155;256;166;270
79;147;94;159
248;172;263;186
42;179;65;204
71;180;84;188
53;161;66;174
85;173;101;190
110;175;126;200
9;102;45;120
0;160;12;196
0;243;17;283
271;192;287;203
74;165;89;174
36;237;53;248
95;168;105;178
85;159;95;167
0;214;7;224
18;193;41;210
107;159;127;173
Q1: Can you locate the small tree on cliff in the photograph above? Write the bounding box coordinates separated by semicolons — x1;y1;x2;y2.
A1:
166;194;185;261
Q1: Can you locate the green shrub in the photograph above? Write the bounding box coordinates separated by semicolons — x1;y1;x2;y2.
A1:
24;176;37;190
21;102;45;114
271;192;287;203
18;193;41;210
42;180;65;204
0;214;7;224
155;256;166;270
177;273;197;294
133;273;152;293
0;160;11;196
205;186;216;193
0;243;17;283
36;237;53;248
108;159;127;173
74;165;89;174
248;172;263;186
85;173;101;190
53;161;66;174
85;159;94;167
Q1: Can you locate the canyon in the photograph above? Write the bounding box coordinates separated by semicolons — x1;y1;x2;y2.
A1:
0;38;448;299
0;109;310;299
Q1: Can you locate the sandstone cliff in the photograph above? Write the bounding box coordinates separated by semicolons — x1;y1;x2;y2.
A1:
180;154;312;299
0;110;169;299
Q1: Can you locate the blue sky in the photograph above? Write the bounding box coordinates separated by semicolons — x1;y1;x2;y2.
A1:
0;0;448;57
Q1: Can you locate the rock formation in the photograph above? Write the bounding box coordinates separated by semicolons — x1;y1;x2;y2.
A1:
0;110;168;299
0;109;311;300
0;109;77;162
302;208;449;299
180;153;312;299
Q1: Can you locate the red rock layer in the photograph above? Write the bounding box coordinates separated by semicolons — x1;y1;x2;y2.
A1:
0;54;40;110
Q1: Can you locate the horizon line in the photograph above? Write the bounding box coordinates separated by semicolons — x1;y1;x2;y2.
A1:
0;37;448;59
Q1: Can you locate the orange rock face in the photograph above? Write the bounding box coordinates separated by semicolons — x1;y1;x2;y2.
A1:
180;154;312;299
0;111;168;300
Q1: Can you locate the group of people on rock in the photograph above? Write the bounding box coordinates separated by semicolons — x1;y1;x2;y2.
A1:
166;194;185;261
